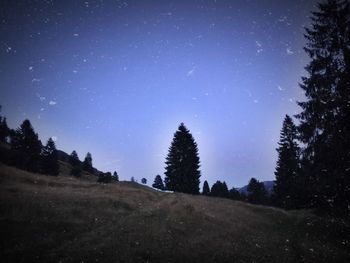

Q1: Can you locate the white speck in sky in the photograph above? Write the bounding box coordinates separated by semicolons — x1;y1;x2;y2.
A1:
6;46;12;53
254;99;259;103
277;85;283;91
187;66;196;77
286;48;294;55
29;66;34;71
73;33;79;37
51;136;58;141
37;93;46;101
32;78;41;83
278;16;288;23
73;69;78;74
255;41;263;53
49;100;57;106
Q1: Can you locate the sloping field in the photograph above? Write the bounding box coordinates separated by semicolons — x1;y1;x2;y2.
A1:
0;163;349;262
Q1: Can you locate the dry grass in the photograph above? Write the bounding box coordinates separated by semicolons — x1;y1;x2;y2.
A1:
0;163;349;263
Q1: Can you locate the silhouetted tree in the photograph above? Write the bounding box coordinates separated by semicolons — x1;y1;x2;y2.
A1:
98;172;112;183
112;171;119;182
152;174;164;190
164;123;201;194
0;106;9;142
240;192;248;202
11;119;42;172
229;187;241;200
82;152;93;173
247;178;268;205
296;0;350;214
202;180;210;195
41;138;59;176
273;115;300;209
210;181;229;198
131;176;136;182
69;150;80;167
141;178;147;184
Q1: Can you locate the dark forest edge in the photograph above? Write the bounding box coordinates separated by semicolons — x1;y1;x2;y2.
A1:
1;0;350;219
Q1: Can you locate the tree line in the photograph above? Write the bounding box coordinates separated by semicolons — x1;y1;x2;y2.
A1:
150;122;270;205
0;112;119;183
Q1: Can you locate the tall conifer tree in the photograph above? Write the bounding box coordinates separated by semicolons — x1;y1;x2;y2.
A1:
273;115;300;209
247;178;268;205
83;152;93;173
164;123;201;194
41;138;59;175
152;174;164;190
11;119;42;172
0;106;9;142
202;180;210;195
296;0;350;214
69;150;80;167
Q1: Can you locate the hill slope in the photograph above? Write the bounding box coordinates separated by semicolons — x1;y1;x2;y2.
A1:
0;164;349;263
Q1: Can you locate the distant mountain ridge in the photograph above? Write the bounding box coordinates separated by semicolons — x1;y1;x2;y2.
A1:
238;181;274;195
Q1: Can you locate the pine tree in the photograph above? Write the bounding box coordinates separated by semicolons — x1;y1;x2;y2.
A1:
98;172;112;183
296;0;350;214
164;123;201;194
273;115;300;209
69;150;81;177
113;171;119;182
202;180;210;195
82;152;93;173
0;114;9;143
210;181;229;198
11;119;42;172
41;138;59;176
69;150;80;167
141;178;147;184
152;174;164;190
229;187;241;200
247;178;268;205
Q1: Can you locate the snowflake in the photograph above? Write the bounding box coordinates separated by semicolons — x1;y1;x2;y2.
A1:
286;48;294;55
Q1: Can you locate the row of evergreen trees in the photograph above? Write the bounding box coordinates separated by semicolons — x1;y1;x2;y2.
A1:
274;0;350;216
152;122;269;205
0;112;120;182
152;172;269;205
0;118;60;175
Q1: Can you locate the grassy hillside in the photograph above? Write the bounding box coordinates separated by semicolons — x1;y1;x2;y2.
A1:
0;163;349;263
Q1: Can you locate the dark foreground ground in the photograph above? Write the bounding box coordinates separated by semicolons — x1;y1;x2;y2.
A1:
0;163;349;263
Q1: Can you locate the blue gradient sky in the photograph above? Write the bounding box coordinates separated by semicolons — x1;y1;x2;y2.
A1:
0;0;318;187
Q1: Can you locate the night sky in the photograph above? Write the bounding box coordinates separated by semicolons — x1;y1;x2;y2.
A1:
0;0;319;187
